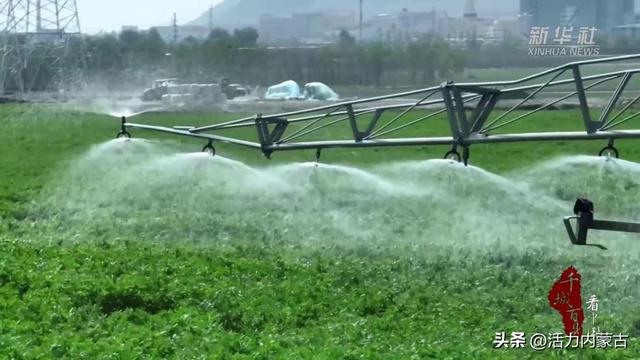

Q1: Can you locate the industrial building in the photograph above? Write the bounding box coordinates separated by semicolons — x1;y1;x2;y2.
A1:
258;11;356;45
520;0;635;32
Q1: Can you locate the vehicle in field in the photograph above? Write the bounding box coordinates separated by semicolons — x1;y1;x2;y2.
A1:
140;78;180;101
220;78;250;100
141;78;249;103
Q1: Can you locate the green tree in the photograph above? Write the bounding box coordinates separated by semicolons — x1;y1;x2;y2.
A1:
338;29;356;48
208;28;232;44
233;27;259;47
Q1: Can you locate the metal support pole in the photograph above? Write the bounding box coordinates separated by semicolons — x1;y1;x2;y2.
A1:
117;116;131;139
441;84;461;139
359;0;363;42
452;87;470;136
564;198;640;250
572;65;597;133
598;72;632;126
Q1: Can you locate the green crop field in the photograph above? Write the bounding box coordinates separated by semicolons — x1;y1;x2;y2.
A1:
1;104;640;359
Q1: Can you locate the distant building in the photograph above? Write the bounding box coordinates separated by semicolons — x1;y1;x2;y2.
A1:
398;9;438;35
258;16;295;44
520;0;635;32
464;0;478;19
611;23;640;37
258;11;356;45
257;6;523;46
362;9;438;43
154;25;210;43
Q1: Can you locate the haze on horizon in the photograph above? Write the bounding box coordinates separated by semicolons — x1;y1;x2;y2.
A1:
78;0;223;34
79;0;640;35
77;0;521;34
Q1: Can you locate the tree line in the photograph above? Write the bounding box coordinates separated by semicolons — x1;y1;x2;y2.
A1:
12;27;466;92
5;27;640;93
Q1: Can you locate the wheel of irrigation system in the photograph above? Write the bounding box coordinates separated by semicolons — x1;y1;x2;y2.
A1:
444;150;461;162
202;143;216;156
598;146;619;159
116;131;131;139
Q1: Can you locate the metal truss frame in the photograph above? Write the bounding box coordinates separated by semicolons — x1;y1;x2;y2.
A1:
120;54;640;165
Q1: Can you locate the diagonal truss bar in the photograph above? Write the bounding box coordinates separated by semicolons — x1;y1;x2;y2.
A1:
598;72;632;125
603;112;640;130
573;65;599;133
122;54;640;159
189;86;441;133
366;90;437;138
455;53;640;87
483;69;568;131
601;111;640;130
600;93;640;130
470;93;499;133
370;109;448;139
482;75;622;133
279;110;377;143
191;69;640;133
279;106;342;142
367;94;482;139
347;105;384;142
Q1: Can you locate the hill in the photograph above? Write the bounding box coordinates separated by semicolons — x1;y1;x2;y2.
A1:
188;0;519;29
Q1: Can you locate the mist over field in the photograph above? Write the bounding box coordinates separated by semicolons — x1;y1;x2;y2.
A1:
2;0;640;357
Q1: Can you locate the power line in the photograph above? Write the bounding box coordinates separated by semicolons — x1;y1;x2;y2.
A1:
359;0;363;41
173;12;178;43
209;5;213;33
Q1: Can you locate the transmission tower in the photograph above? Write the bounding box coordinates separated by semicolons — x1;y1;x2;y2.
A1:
0;0;82;94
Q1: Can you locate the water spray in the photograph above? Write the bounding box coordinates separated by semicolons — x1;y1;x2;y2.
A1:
107;54;640;249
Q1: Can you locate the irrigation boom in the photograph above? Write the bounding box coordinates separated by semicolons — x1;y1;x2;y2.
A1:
118;54;640;164
115;54;640;249
564;199;640;250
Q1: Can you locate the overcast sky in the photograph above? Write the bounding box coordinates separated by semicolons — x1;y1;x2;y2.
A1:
78;0;223;34
76;0;640;34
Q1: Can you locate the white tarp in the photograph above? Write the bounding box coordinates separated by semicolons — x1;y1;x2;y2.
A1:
303;82;339;101
265;80;302;100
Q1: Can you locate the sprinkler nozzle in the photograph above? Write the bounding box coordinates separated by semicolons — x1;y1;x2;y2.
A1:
462;146;470;167
202;140;216;156
573;198;594;216
116;116;131;139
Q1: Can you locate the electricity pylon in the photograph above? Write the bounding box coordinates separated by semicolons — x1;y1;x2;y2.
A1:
0;0;82;94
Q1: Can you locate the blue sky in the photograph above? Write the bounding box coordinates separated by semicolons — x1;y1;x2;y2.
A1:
78;0;223;33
